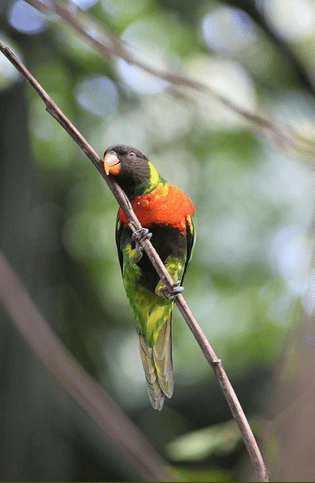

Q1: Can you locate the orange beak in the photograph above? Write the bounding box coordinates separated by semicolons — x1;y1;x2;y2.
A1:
104;152;121;176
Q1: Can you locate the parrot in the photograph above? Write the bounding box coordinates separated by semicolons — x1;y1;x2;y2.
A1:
103;145;196;410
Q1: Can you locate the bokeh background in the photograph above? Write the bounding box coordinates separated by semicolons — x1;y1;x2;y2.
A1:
1;0;315;481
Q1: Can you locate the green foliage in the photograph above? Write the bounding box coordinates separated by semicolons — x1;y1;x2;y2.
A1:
167;419;241;462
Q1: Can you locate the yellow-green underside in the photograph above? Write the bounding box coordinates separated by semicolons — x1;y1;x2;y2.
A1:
122;243;185;347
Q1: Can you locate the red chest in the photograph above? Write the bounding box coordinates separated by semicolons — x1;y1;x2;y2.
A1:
118;183;194;234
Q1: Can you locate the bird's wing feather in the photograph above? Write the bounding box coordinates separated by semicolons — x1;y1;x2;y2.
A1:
153;314;173;394
136;315;173;411
181;212;196;284
115;216;124;274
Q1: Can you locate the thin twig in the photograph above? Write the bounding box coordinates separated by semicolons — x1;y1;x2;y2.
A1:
0;39;269;482
0;251;176;482
26;0;315;165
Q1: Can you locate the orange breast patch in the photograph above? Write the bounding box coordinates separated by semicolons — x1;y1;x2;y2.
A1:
118;183;194;234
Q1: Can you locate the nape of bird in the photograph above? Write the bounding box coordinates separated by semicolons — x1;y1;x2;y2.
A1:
104;145;196;410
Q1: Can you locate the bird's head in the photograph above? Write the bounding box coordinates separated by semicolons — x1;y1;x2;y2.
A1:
103;145;161;198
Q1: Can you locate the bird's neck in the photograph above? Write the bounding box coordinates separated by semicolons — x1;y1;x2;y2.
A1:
138;162;164;196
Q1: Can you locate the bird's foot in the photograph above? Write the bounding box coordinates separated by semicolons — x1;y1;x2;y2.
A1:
156;281;184;301
131;227;152;263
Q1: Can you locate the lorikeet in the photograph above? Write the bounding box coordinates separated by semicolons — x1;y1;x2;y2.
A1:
104;145;196;410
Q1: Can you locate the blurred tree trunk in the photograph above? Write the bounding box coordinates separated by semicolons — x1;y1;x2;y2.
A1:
0;72;142;482
0;79;61;482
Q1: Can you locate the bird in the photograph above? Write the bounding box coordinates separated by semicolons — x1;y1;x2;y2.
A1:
103;145;196;410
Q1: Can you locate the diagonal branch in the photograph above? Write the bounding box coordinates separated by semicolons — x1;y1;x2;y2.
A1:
0;40;269;482
0;251;176;482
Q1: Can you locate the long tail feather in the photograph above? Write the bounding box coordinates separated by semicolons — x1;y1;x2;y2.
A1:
137;316;173;410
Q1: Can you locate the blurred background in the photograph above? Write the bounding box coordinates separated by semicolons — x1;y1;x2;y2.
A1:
1;0;315;480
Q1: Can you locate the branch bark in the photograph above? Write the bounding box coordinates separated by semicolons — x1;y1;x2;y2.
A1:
0;39;269;482
25;0;315;165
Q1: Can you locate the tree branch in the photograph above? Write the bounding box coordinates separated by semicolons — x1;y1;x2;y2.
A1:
25;0;315;166
0;39;269;482
0;250;175;482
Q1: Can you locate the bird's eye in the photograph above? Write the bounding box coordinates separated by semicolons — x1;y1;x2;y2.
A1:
129;151;136;159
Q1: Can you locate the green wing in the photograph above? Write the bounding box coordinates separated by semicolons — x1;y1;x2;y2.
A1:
115;211;196;344
116;217;173;409
115;212;196;410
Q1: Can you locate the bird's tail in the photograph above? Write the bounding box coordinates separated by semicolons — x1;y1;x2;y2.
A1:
137;315;174;411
